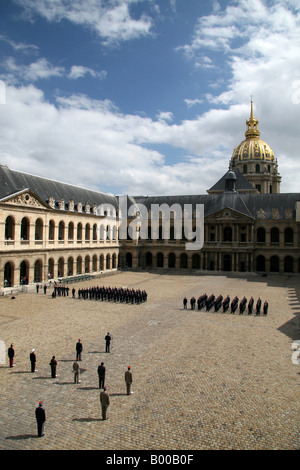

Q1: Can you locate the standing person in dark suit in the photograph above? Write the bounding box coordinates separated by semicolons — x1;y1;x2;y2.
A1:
76;339;83;361
49;356;57;378
105;333;111;353
183;297;187;309
125;366;133;395
8;344;15;368
97;362;106;389
35;401;46;437
100;386;110;420
30;348;36;372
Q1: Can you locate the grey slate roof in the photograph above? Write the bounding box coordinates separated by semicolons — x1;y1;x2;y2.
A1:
0;164;118;212
1;164;299;220
207;166;257;193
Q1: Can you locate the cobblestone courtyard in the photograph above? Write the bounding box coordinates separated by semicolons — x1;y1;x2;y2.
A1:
0;271;299;450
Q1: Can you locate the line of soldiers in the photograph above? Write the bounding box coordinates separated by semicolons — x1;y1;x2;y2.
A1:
52;285;70;297
185;294;268;315
76;285;147;305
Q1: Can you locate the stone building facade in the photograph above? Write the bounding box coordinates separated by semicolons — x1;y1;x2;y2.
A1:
0;102;299;289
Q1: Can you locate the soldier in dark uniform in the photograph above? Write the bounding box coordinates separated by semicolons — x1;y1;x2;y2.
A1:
30;348;36;372
256;298;261;315
105;333;111;353
35;401;46;437
97;362;106;389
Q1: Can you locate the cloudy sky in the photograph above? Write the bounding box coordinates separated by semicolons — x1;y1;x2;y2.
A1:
0;0;299;197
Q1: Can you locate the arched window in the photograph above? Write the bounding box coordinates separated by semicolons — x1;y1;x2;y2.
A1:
77;223;82;241
21;217;30;240
58;221;65;241
35;218;43;241
284;227;293;244
68;222;74;241
257;227;266;243
5;216;15;241
255;164;260;173
49;220;55;240
270;227;279;244
85;223;90;241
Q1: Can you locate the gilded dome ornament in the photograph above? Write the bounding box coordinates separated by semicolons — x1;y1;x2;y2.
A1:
231;100;275;163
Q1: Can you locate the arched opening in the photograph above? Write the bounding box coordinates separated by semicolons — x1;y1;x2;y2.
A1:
223;254;232;271
85;255;90;273
85;223;90;241
145;252;152;267
58;257;65;277
35;218;43;241
48;220;55;241
257;227;266;243
192;253;200;269
284;227;293;244
99;254;104;271
58;221;65;241
20;260;29;284
48;258;54;279
77;223;83;241
125;253;132;268
180;253;188;269
21;217;30;240
93;224;97;241
68;257;74;276
92;255;97;271
168;252;176;268
270;255;279;272
77;256;82;274
4;261;14;287
284;256;293;273
5;216;15;241
68;222;74;241
34;259;43;282
256;255;265;272
271;227;279;244
157;252;164;268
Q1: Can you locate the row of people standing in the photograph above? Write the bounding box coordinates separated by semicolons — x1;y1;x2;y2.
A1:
183;295;268;315
75;285;147;304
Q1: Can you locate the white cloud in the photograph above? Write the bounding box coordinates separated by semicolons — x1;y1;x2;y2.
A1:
1;1;300;197
68;65;107;80
15;0;154;45
2;57;65;83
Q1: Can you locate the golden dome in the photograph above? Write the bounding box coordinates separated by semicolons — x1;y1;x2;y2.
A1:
231;100;275;162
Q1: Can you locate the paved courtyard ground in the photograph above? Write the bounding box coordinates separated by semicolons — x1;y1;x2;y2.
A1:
0;270;299;451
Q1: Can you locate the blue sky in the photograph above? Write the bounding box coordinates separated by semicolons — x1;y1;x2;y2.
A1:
0;0;299;196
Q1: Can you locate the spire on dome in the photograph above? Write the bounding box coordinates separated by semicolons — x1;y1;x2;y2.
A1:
245;99;260;139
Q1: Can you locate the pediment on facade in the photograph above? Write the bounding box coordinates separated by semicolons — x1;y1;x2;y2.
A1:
205;207;254;222
0;188;51;210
